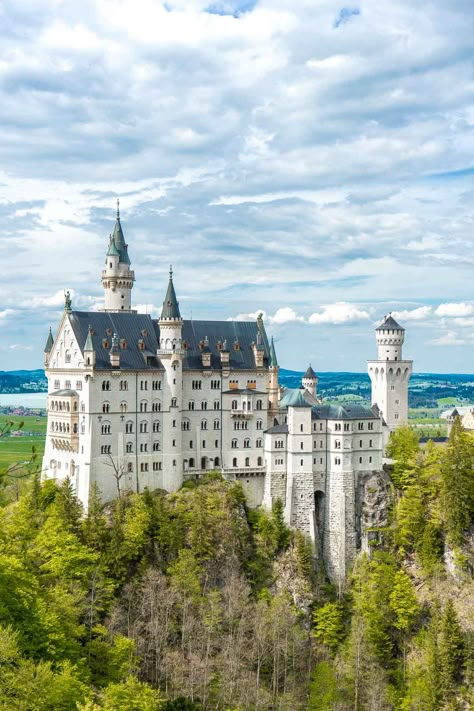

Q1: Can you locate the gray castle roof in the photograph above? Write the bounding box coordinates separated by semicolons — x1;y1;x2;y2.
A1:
68;311;272;371
160;269;181;320
279;388;313;408
269;337;278;367
44;327;54;353
376;314;404;331
111;206;131;265
311;403;378;420
303;364;317;379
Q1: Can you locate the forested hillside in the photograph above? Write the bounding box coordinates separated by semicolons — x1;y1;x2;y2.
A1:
0;423;473;709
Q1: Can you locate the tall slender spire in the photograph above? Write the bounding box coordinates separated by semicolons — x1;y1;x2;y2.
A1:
44;327;54;353
269;336;278;367
111;198;130;265
160;265;181;320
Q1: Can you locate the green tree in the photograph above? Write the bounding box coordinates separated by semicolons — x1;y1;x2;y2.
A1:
387;426;419;490
313;602;345;653
389;569;419;632
439;598;465;694
440;418;474;547
101;676;163;710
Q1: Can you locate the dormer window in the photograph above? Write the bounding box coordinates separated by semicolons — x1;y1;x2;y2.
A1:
234;341;240;351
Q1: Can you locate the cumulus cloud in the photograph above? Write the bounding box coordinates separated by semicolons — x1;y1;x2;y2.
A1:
0;0;473;371
308;302;371;325
435;302;474;317
429;331;466;346
392;306;432;321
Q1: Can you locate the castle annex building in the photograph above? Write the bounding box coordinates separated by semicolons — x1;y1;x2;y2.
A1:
43;207;412;581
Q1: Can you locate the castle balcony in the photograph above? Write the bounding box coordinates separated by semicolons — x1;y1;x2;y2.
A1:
230;408;253;419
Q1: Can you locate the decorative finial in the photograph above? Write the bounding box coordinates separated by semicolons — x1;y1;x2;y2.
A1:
116;198;120;219
169;264;173;279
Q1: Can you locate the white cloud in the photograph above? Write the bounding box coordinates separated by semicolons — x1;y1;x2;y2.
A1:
229;307;304;324
392;306;432;321
308;302;371;325
0;309;15;320
429;331;466;346
269;307;305;324
435;302;474;317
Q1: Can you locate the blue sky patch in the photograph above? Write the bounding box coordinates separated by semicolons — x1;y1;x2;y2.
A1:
334;7;360;28
205;0;257;18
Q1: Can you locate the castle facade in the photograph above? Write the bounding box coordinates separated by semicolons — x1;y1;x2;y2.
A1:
42;208;412;580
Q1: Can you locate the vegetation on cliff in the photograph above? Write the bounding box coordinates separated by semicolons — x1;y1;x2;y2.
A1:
0;420;473;709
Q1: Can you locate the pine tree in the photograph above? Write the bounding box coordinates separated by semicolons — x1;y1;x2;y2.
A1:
271;498;291;552
439;598;465;694
441;418;474;547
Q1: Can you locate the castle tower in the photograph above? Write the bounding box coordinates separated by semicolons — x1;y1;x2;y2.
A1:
367;314;412;431
158;267;183;491
268;337;280;421
302;364;318;399
101;201;135;312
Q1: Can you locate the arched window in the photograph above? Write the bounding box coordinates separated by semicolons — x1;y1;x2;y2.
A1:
233;457;237;467
256;438;262;448
101;423;111;435
231;438;238;449
256;419;263;430
153;421;160;433
171;398;177;407
189;458;195;468
182;419;190;431
213;419;220;430
201;401;207;410
153;441;160;451
244;438;250;449
152;401;161;412
201;420;207;430
232;400;238;410
201;456;207;470
189;401;194;410
140;401;148;413
257;456;263;466
120;402;127;413
256;399;262;410
245;457;250;467
125;421;133;434
140;421;148;433
214;457;220;467
102;402;110;414
126;442;133;453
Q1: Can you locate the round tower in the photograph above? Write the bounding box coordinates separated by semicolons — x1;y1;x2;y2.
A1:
101;201;135;312
158;267;183;492
302;364;318;398
375;314;405;361
368;314;413;431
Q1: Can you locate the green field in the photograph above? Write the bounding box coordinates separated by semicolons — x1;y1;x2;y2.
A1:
0;415;46;472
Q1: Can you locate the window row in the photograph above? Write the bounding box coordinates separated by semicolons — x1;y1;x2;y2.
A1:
231;438;263;449
231;456;263;467
50;421;78;434
50;400;78;413
53;380;83;391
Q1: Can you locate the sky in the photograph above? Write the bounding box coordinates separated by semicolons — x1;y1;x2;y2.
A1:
1;0;474;373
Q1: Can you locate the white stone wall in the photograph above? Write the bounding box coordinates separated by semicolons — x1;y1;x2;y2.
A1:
368;360;412;430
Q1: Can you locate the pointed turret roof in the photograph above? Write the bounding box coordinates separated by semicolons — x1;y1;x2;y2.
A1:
44;327;54;353
160;266;181;320
84;325;94;351
107;236;120;258
304;364;316;379
376;314;404;331
269;337;278;367
112;199;131;265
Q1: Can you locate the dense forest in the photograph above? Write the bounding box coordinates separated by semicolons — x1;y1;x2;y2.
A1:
0;421;473;709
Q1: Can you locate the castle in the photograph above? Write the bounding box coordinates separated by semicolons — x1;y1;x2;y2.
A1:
42;207;412;581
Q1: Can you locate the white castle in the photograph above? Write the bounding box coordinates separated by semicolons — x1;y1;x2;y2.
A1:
42;207;412;581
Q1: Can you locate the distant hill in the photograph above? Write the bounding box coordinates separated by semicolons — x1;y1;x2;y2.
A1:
0;370;47;394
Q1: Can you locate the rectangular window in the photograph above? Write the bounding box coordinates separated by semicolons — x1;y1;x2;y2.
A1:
54;380;60;390
394;413;399;420
368;422;374;430
76;381;82;390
